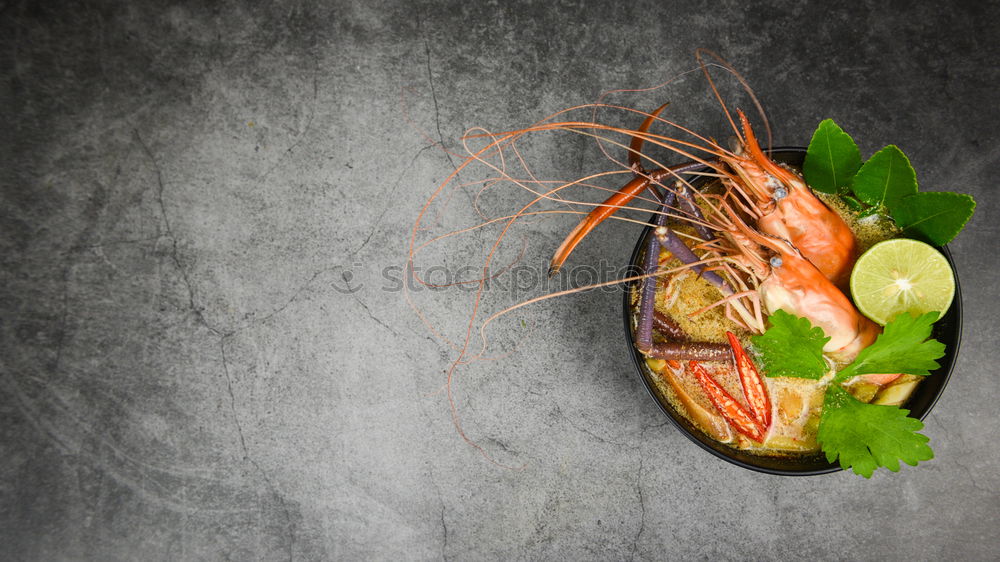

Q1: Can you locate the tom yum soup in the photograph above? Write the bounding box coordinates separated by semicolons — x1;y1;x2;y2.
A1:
596;106;969;477
538;69;970;477
412;52;972;477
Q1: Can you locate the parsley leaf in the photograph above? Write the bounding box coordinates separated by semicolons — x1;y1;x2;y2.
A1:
891;191;977;246
835;312;945;382
750;310;830;379
850;145;918;211
818;385;933;478
803;119;862;195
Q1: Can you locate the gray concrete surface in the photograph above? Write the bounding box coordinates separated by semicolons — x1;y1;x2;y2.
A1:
3;1;999;560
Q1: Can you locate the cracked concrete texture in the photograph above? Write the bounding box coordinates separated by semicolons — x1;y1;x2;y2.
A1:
2;0;999;560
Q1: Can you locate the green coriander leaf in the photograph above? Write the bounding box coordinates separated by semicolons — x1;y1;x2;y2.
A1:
803;119;862;194
750;310;830;379
891;191;977;246
851;145;918;210
835;312;945;382
818;385;933;478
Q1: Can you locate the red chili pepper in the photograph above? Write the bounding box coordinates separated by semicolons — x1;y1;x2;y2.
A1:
726;331;772;430
689;360;765;442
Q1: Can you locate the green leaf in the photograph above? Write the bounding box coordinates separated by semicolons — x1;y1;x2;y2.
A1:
803;119;862;194
850;145;918;210
817;385;933;478
857;206;882;219
835;312;946;382
840;194;865;212
891;191;977;246
750;310;830;379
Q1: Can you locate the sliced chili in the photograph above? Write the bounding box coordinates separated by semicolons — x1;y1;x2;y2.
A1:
689;360;766;442
727;331;772;430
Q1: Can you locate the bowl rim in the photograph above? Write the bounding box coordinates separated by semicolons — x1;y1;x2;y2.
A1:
621;146;963;476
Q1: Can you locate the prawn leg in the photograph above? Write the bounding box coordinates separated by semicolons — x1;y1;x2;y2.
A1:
652;223;763;333
649;342;731;362
549;103;710;275
653;225;729;290
548;162;708;275
653;310;687;341
633;192;674;353
677;183;715;243
634;201;739;362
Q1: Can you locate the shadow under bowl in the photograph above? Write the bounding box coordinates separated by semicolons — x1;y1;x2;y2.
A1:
622;147;963;476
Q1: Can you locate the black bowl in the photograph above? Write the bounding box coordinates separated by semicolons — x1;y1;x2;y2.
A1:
622;148;963;476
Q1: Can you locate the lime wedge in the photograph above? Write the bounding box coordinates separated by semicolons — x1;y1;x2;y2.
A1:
849;239;955;325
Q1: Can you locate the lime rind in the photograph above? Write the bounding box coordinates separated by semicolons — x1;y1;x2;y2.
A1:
849;239;955;325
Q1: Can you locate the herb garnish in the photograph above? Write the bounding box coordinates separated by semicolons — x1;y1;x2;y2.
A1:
891;191;977;246
750;310;829;379
802;119;861;195
850;145;918;210
803;119;976;245
817;385;934;478
751;310;946;477
835;312;945;382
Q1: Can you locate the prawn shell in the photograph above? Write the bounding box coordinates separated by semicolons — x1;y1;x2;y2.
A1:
759;185;858;290
759;247;879;363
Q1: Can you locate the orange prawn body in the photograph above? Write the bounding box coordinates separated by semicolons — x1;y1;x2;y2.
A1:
759;241;879;363
713;199;878;363
728;112;859;289
758;178;858;290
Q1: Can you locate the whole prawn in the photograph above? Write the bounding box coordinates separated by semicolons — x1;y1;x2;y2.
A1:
721;111;858;290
